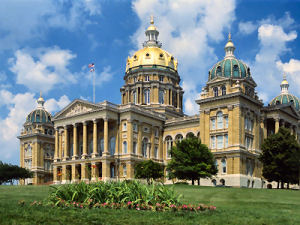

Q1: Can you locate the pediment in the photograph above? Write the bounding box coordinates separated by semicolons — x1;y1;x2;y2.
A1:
280;105;299;118
53;99;101;120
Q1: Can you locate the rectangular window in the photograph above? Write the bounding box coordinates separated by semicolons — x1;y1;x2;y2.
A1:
245;117;248;130
159;75;164;82
154;147;158;159
123;165;127;177
133;142;137;154
155;128;159;137
210;136;216;149
211;118;216;130
224;134;228;148
224;116;228;128
133;123;138;132
217;135;223;149
123;122;127;131
145;75;149;81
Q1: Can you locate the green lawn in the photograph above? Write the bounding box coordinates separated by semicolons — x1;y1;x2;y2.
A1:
0;184;299;225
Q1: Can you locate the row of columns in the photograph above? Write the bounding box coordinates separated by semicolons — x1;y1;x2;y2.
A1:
54;118;110;161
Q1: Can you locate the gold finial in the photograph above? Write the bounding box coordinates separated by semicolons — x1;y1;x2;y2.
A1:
150;15;154;24
228;32;232;41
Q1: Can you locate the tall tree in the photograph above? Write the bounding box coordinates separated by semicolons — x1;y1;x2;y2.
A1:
259;127;300;189
0;161;33;185
134;160;164;185
167;137;217;185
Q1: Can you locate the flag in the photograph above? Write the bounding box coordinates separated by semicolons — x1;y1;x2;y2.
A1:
88;63;95;68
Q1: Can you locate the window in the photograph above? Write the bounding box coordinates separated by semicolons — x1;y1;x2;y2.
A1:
210;118;216;130
142;138;148;157
123;141;127;153
133;142;137;154
213;87;218;97
221;86;226;95
36;114;40;122
155;128;159;137
110;137;116;155
159;90;164;104
110;165;115;178
217;135;223;149
224;116;228;128
100;139;104;155
221;159;227;173
165;136;173;158
133;123;138;132
123;165;127;177
154;147;158;159
123;122;127;131
159;76;164;82
224;134;228;148
133;91;137;104
175;134;183;143
233;65;239;77
144;89;150;104
145;75;149;81
133;77;137;82
245;136;253;150
88;140;93;155
217;111;223;129
217;66;222;76
210;136;216;149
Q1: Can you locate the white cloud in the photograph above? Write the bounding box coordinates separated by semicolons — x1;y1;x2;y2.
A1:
9;47;77;92
0;0;101;51
132;0;236;115
0;90;70;164
238;21;257;35
45;95;71;114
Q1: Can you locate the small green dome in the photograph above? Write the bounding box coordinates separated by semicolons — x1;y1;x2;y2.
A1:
26;109;52;124
208;33;251;81
269;94;300;110
209;58;250;80
269;76;300;110
25;94;52;124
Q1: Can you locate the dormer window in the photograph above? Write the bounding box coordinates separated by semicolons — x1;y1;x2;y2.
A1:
276;101;280;105
217;66;222;76
159;53;163;58
213;87;218;97
146;53;150;57
233;65;239;77
134;55;137;59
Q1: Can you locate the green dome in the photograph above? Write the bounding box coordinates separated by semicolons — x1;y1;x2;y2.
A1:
269;94;300;110
209;58;250;81
26;109;52;124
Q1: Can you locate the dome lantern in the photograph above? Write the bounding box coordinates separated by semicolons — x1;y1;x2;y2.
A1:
280;74;289;94
37;91;45;109
224;32;235;58
143;15;162;48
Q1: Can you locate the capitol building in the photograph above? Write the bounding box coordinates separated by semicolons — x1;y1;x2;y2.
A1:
18;18;300;188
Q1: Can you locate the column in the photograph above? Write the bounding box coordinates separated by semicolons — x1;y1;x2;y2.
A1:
63;126;69;160
165;89;169;106
150;126;155;159
54;128;59;162
170;89;173;106
159;128;163;160
71;164;79;183
275;118;280;133
72;124;78;160
127;90;130;103
115;121;120;155
103;118;109;156
177;90;180;109
53;166;58;184
91;162;98;182
263;120;267;138
81;163;88;182
137;122;142;156
127;120;133;154
62;165;67;184
82;122;87;159
102;160;110;181
92;120;98;158
59;131;63;159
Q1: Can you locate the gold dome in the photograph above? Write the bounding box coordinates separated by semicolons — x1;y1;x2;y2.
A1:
126;47;178;72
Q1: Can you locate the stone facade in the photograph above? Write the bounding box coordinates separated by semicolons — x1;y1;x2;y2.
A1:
19;18;300;188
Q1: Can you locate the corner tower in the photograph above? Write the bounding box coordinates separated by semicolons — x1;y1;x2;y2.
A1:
120;16;184;118
18;93;55;185
196;34;263;188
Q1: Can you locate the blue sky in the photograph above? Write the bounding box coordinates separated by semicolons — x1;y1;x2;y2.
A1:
1;0;300;165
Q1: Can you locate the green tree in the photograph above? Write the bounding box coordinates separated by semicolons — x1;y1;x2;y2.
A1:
167;137;217;185
134;160;164;185
0;161;33;185
260;127;300;189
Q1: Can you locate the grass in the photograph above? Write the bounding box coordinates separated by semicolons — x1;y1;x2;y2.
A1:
0;184;299;225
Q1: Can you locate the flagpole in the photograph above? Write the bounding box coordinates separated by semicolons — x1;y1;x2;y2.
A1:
93;68;95;103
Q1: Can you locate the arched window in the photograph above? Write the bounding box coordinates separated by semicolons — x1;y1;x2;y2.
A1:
221;158;227;173
186;132;194;139
217;111;223;129
221;86;226;95
142;138;148;158
165;136;173;158
220;179;225;186
133;91;137;104
216;66;222;76
175;134;183;143
144;89;150;104
233;65;239;77
110;137;116;155
159;90;164;104
212;179;217;186
213;87;218;97
123;141;127;153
